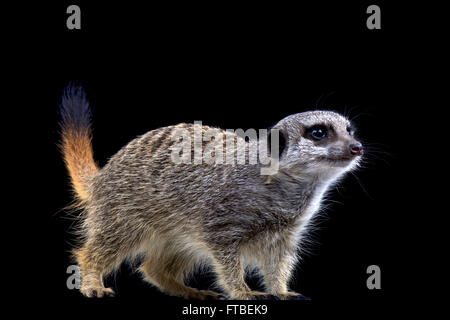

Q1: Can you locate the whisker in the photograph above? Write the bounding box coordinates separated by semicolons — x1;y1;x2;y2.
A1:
315;91;336;109
350;112;374;122
350;172;374;200
362;153;393;167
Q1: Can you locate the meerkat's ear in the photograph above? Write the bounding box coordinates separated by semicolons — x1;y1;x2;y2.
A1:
267;127;287;159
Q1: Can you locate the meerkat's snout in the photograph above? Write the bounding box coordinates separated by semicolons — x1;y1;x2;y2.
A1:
349;142;363;156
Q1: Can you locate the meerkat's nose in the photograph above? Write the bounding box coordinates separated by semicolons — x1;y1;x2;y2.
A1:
349;143;363;156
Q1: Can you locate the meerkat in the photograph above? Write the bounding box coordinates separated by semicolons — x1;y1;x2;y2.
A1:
59;85;363;300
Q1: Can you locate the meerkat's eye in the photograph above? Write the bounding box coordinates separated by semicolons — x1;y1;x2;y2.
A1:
346;127;352;135
308;125;328;140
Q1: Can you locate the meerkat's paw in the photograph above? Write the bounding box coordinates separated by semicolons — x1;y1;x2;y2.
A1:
184;289;224;300
252;294;281;300
276;291;311;300
231;290;280;300
81;286;115;298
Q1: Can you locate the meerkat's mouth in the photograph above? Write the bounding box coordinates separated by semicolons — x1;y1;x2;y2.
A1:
323;157;356;168
328;157;353;161
319;155;354;162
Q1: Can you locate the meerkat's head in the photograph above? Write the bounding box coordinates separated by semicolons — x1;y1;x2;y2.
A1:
271;110;363;180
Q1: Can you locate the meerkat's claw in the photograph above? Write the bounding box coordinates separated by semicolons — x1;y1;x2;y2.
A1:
184;290;223;300
283;293;311;300
255;294;280;300
204;292;226;300
291;294;310;300
82;287;115;298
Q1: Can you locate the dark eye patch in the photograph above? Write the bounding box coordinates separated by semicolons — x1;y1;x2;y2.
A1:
306;125;328;141
346;124;356;135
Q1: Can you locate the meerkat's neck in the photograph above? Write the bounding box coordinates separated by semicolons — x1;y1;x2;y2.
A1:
270;169;342;218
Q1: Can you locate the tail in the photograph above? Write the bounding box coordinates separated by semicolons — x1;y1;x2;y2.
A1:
59;84;99;204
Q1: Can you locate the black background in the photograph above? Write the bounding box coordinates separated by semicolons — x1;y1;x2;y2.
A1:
9;1;437;318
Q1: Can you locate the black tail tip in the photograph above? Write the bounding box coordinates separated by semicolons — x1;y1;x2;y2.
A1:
62;81;87;104
60;82;92;127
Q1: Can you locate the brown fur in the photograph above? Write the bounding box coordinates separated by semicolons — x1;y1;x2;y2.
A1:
61;125;98;203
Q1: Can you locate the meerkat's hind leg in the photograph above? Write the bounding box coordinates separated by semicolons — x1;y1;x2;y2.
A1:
139;250;224;300
74;246;116;298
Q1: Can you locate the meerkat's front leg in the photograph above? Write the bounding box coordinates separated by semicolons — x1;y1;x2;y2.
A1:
260;242;310;300
211;248;276;300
